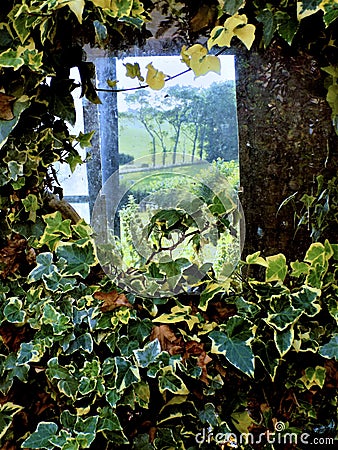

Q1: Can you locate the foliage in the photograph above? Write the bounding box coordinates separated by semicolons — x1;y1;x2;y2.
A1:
0;0;337;449
0;212;337;448
279;174;338;242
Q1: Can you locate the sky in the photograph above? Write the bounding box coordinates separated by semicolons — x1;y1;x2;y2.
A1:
116;55;235;111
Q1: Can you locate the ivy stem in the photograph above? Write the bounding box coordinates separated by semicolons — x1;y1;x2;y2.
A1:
94;48;227;94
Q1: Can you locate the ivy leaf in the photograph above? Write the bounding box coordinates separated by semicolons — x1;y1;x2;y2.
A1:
42;303;71;335
199;282;224;311
0;98;29;149
198;403;220;427
146;63;166;90
22;194;39;222
209;316;255;376
304;241;333;266
219;0;245;15
208;14;255;50
28;252;56;282
319;334;338;360
274;327;294;357
56;240;97;278
291;286;321;317
76;130;95;148
115;356;140;392
125;62;144;82
128;319;153;343
21;421;58;449
3;297;26;324
181;44;220;77
97;406;123;432
257;8;276;47
0;48;24;70
246;251;268;266
300;365;326;389
265;253;287;282
158;366;189;395
0;402;24;441
266;294;302;331
133;339;161;368
290;260;309;277
67;0;85;24
153;304;199;331
297;0;322;20
275;11;299;45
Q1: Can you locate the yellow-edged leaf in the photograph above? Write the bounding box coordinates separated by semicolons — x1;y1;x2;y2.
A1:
67;0;85;24
146;63;166;90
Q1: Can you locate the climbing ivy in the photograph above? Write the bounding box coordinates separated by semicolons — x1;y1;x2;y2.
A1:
0;1;337;449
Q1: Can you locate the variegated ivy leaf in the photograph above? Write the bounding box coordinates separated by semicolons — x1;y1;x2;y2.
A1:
304;240;333;267
209;316;255;377
67;0;85;24
56;240;97;278
3;297;26;324
133;339;161;368
28;252;56;283
319;334;338;360
266;294;302;331
115;356;140;393
158;366;189;395
265;253;287;283
21;421;58;449
300;365;326;389
245;251;268;267
153;304;199;331
291;286;321;317
274;327;294;357
0;403;23;440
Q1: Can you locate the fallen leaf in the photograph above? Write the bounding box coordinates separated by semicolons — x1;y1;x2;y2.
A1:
0;92;16;121
150;325;183;355
94;290;132;312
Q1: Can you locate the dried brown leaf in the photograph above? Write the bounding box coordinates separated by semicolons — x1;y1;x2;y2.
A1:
150;325;183;355
0;92;15;121
94;290;132;312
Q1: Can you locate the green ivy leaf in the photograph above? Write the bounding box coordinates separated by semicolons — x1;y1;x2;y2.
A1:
56;240;97;278
290;260;309;277
21;421;58;449
22;193;39;222
209;316;255;376
257;8;276;47
3;297;26;324
198;403;220;427
319;334;338;360
128;319;153;343
275;11;299;45
133;339;161;368
265;253;287;283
